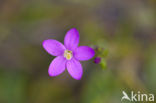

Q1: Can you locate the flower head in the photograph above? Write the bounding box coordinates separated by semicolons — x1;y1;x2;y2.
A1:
43;28;95;80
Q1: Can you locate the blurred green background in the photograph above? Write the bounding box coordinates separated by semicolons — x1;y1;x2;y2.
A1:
0;0;156;103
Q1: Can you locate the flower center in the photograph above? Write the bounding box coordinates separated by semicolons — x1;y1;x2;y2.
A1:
64;50;73;60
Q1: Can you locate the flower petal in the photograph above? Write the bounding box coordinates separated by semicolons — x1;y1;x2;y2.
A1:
66;58;83;80
43;39;65;56
64;28;79;50
74;46;95;61
48;56;66;76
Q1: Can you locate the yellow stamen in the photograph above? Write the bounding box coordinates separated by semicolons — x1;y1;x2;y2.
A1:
64;50;73;60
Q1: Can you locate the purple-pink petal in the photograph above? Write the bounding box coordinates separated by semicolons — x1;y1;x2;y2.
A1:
43;39;65;56
64;28;79;50
66;58;83;80
48;56;66;76
74;46;95;61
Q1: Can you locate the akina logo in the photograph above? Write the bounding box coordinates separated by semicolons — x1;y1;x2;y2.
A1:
121;91;154;102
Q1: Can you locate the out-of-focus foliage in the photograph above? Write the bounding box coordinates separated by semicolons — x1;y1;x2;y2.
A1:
0;0;156;103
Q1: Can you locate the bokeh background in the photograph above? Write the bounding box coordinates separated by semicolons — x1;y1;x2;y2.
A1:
0;0;156;103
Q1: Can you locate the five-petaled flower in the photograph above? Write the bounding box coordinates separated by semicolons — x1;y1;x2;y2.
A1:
43;28;95;80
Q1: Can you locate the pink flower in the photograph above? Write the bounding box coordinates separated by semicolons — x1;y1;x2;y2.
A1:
43;28;95;80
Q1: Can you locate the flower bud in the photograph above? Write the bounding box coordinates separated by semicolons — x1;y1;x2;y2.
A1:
94;57;101;64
